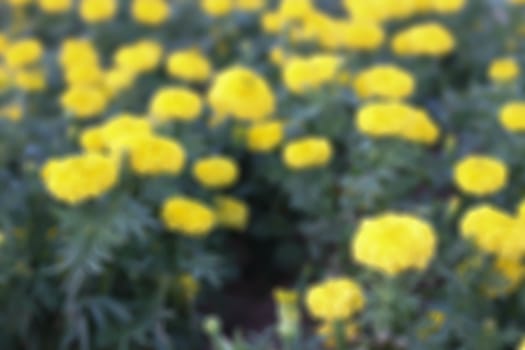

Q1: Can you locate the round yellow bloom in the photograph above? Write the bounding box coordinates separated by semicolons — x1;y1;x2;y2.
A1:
278;0;314;20
14;69;46;92
86;114;153;151
261;11;284;33
129;135;186;176
453;155;508;196
208;66;275;121
356;102;439;145
166;48;211;82
200;0;233;17
354;65;415;100
161;196;216;237
335;20;385;51
80;0;117;23
41;153;119;205
488;58;520;83
149;87;202;122
215;196;250;230
193;156;239;189
131;0;170;26
499;102;525;132
59;38;99;68
5;39;43;69
61;86;108;119
38;0;72;13
352;213;437;276
305;277;365;321
282;55;341;94
235;0;265;11
114;40;163;74
80;127;106;152
392;22;455;57
65;63;104;86
246;121;284;152
283;137;332;170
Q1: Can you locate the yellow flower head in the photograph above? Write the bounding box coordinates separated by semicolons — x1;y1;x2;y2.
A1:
14;68;46;92
5;38;43;69
161;196;216;237
131;0;170;26
354;65;415;100
283;137;332;170
333;20;385;51
282;54;341;94
278;0;314;20
499;101;525;132
305;277;365;321
352;213;437;276
356;102;439;145
61;85;108;118
488;57;520;83
208;66;275;121
149;87;202;122
453;155;508;196
246;120;284;153
215;196;250;231
392;22;455;57
64;62;104;86
80;0;118;23
38;0;72;13
200;0;233;17
114;40;163;74
59;38;99;68
193;156;239;189
41;153;119;205
166;48;211;82
129;135;186;176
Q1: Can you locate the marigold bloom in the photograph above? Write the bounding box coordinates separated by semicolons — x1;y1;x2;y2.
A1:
282;55;341;94
453;155;508;196
392;22;455;57
59;38;99;68
246;121;284;152
200;0;233;17
80;0;117;23
283;137;332;170
41;153;119;205
5;39;43;69
131;0;170;26
166;49;211;82
305;277;365;321
161;196;216;237
149;87;202;122
129;136;186;176
215;196;250;230
208;66;275;121
192;156;239;189
60;86;108;118
352;213;437;276
354;65;415;100
488;57;520;83
499;102;525;132
114;40;163;74
14;69;46;92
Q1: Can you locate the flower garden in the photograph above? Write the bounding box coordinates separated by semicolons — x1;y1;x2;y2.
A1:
0;0;525;349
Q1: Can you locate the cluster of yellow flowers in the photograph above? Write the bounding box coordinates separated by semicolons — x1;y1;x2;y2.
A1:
352;213;437;276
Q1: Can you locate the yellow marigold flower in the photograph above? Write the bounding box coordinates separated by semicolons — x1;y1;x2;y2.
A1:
131;0;170;26
352;213;437;276
104;67;136;96
356;102;439;145
59;38;99;68
200;0;233;17
149;87;202;122
246;120;284;153
305;277;365;321
488;57;520;83
99;114;153;151
14;69;46;92
129;135;186;176
453;155;508;196
38;0;72;13
61;86;108;119
392;22;455;57
80;127;105;152
166;48;211;82
499;102;525;132
354;64;415;100
114;40;163;74
193;156;239;189
41;153;119;205
215;196;250;231
283;137;332;170
161;196;216;237
208;66;275;121
5;38;43;69
282;54;341;94
0;104;23;122
65;63;104;86
431;0;466;13
80;0;117;23
317;321;358;348
278;0;314;20
235;0;265;11
261;11;284;33
335;20;385;51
